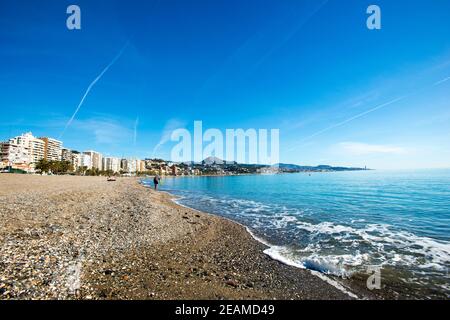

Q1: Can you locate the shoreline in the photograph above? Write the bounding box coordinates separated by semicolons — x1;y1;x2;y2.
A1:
157;178;444;300
164;189;360;299
0;174;370;300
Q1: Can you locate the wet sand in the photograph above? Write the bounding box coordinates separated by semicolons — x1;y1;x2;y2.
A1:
0;174;365;300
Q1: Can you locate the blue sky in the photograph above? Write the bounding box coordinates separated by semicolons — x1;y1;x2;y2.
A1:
1;0;449;169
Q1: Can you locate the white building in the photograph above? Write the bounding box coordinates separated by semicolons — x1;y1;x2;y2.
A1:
121;158;139;173
10;132;45;165
61;148;73;162
81;154;92;169
61;149;82;171
102;157;121;173
72;152;82;170
0;141;30;169
83;150;102;170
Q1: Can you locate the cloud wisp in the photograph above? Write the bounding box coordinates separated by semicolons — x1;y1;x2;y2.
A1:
69;117;134;146
59;41;130;139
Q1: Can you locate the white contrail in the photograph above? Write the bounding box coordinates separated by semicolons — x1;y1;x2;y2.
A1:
433;76;450;86
287;96;407;151
59;42;129;139
288;74;450;151
318;97;403;137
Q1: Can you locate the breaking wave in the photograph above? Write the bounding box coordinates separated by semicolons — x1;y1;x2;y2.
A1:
173;194;450;288
144;171;450;298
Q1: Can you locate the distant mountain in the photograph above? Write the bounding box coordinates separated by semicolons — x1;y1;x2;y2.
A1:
201;157;238;165
203;156;224;165
273;163;303;170
272;163;368;172
181;158;367;172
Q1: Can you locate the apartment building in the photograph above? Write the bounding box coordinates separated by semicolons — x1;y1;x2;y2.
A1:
28;137;45;164
121;159;127;171
61;148;73;162
10;132;45;164
83;150;102;170
80;154;92;170
121;158;138;173
61;148;82;171
72;152;82;170
39;137;62;161
0;141;30;169
102;157;121;173
139;160;146;172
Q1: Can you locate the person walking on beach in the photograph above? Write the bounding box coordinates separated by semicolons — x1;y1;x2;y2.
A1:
153;175;160;190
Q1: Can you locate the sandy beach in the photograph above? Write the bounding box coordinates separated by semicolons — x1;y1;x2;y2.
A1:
0;174;364;300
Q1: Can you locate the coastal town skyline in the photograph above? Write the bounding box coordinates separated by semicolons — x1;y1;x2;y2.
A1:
0;130;368;174
0;131;147;174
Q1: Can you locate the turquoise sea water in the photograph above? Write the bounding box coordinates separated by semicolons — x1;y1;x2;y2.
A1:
143;170;450;298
